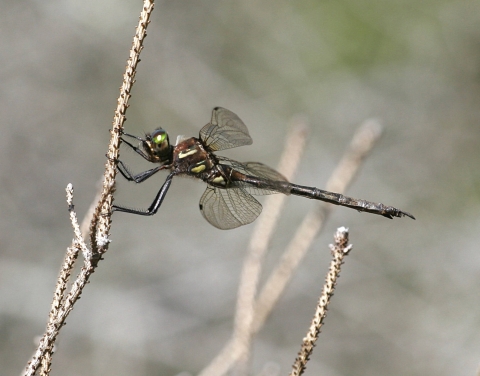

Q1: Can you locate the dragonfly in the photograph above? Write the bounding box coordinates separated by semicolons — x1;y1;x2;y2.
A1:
113;107;415;229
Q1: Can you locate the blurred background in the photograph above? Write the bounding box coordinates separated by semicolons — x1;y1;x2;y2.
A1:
1;0;480;375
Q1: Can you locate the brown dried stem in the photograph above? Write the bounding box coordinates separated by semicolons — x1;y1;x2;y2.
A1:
39;185;85;375
199;117;308;376
199;119;382;376
23;1;155;375
289;227;352;376
88;0;154;255
253;119;382;332
232;117;309;375
80;178;104;241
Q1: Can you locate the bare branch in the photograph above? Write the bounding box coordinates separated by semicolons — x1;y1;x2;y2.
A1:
232;117;308;375
80;178;104;241
199;119;382;376
253;119;382;332
89;0;155;257
289;227;352;376
23;2;155;375
27;186;89;376
199;116;308;376
39;185;84;375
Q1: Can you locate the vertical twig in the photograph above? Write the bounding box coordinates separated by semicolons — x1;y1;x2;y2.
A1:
89;0;155;256
289;227;352;376
23;2;155;375
80;178;104;240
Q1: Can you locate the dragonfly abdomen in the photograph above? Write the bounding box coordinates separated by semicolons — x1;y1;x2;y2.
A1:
231;173;292;195
289;184;415;219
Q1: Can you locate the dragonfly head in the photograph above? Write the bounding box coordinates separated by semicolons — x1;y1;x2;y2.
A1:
143;128;172;163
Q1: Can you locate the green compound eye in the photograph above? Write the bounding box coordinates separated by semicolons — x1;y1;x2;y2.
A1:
152;129;167;144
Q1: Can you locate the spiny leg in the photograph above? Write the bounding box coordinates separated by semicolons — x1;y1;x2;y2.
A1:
120;135;153;162
117;159;166;183
113;172;175;216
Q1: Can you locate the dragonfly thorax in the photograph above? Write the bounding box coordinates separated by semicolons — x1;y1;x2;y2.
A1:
172;137;215;175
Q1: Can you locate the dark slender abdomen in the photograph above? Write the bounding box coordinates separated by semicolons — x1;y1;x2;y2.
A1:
236;174;414;219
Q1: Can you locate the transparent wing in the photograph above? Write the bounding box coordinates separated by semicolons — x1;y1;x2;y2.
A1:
241;162;288;182
199;186;262;230
199;107;253;151
217;157;290;196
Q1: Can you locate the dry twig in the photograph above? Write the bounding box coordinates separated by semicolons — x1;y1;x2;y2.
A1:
232;117;309;375
23;1;155;374
199;116;308;376
289;227;352;376
199;119;382;376
253;119;382;332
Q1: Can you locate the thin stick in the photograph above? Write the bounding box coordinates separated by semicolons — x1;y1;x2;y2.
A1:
39;185;86;375
199;119;382;376
199;117;308;376
29;185;93;376
89;0;155;254
253;119;382;332
80;178;104;241
232;117;308;375
23;2;155;375
289;227;352;376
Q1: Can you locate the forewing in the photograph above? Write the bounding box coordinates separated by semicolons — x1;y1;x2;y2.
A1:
199;186;262;230
199;107;253;151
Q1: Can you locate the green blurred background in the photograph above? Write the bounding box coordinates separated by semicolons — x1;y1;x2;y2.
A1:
1;1;479;375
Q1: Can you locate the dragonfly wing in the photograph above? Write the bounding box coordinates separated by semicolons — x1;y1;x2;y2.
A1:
218;159;290;196
243;162;288;182
199;107;253;151
199;186;262;230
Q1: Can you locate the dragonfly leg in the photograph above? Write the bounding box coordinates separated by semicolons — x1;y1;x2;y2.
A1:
120;136;153;162
113;172;175;216
117;159;166;183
